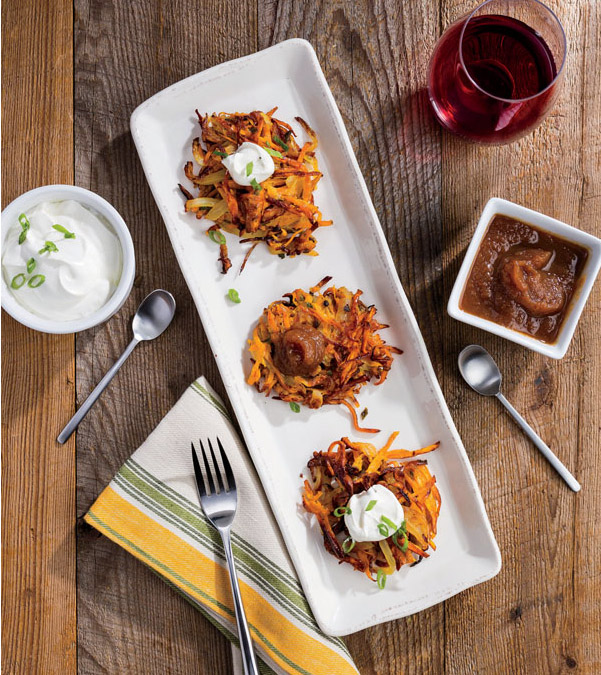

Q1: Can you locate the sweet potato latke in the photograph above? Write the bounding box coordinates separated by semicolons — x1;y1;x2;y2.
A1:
247;277;401;432
179;108;331;273
302;433;441;585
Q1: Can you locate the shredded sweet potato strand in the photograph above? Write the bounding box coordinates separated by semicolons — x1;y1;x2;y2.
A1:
302;433;441;581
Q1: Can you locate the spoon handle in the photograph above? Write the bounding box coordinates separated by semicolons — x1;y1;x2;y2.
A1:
496;392;581;492
57;337;140;444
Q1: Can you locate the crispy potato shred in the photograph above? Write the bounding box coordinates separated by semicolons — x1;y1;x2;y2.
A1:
180;108;331;273
247;277;402;432
302;433;441;582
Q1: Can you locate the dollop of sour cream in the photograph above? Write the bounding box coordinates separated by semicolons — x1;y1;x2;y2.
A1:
344;484;405;542
221;142;275;186
2;200;123;321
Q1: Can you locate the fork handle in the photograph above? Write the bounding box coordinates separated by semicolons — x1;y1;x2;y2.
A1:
221;530;259;675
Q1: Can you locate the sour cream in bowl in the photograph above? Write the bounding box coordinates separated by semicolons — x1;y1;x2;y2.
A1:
1;185;135;333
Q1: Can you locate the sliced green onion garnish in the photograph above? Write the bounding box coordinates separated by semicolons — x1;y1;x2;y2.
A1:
376;568;386;590
38;241;59;255
380;516;398;532
52;224;76;238
26;258;36;274
213;150;227;158
208;229;226;245
250;177;261;192
227;288;241;304
377;523;389;537
245;161;253;177
333;506;351;517
365;499;377;512
10;273;27;289
289;401;300;413
273;135;289;152
18;230;27;245
342;537;355;554
264;146;283;158
27;274;45;288
18;213;30;230
392;529;409;553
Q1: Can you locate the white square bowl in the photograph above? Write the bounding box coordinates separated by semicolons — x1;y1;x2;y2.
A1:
448;198;601;359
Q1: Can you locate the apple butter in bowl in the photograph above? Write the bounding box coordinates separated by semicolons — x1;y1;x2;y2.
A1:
459;215;588;344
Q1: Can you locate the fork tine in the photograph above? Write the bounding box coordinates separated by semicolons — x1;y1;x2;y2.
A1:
199;439;216;496
191;442;207;498
207;438;224;493
217;437;235;492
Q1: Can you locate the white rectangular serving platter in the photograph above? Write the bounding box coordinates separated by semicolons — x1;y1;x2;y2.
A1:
131;38;501;637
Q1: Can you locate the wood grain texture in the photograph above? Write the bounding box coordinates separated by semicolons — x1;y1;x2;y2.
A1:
439;1;601;674
73;1;256;673
1;1;76;674
2;0;600;673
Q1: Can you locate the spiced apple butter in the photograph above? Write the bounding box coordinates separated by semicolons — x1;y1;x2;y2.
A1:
273;324;326;376
460;215;588;343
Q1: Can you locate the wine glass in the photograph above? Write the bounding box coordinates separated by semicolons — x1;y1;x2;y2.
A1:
428;0;567;144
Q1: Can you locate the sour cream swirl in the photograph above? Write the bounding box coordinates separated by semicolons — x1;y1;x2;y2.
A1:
344;484;405;542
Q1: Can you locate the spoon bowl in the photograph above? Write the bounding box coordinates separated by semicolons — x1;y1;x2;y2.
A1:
132;289;177;341
457;345;502;396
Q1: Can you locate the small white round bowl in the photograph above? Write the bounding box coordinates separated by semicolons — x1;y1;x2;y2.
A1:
1;185;135;334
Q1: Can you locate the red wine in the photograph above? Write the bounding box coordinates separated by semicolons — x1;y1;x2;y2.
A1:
428;15;560;143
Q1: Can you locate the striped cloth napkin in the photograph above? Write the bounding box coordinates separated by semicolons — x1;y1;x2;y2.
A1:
85;377;359;675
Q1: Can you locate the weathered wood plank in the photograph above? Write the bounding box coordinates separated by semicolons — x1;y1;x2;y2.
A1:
1;1;76;673
440;1;601;673
74;1;257;672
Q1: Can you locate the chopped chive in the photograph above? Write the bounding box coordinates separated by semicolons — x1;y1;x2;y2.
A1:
208;229;226;245
365;499;377;512
10;273;27;289
26;258;36;274
250;177;261;192
264;146;283;159
213;150;227;158
342;537;355;554
245;161;253;177
376;568;387;590
289;401;301;413
377;523;389;538
27;274;45;288
52;224;76;239
333;506;351;517
227;288;241;304
380;515;398;532
38;241;59;255
18;230;27;245
273;135;289;152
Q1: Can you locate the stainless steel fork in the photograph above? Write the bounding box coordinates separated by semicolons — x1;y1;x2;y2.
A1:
191;438;259;675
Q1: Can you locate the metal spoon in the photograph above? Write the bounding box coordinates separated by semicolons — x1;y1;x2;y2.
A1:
57;289;176;444
458;345;580;492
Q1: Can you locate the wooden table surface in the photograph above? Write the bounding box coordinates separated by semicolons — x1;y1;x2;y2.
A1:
2;1;600;673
